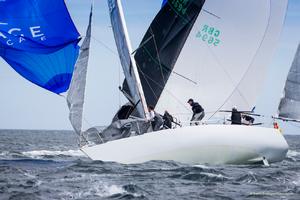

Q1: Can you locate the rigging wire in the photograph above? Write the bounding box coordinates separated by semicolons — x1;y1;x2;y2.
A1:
91;36;118;57
150;27;166;84
136;63;191;113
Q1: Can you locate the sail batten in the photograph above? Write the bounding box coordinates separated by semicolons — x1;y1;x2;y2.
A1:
278;43;300;119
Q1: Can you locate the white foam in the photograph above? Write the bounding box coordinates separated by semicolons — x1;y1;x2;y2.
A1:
63;184;129;199
22;149;86;158
94;183;142;198
292;180;300;186
193;164;211;169
287;150;300;157
101;185;127;197
200;172;229;179
0;151;9;156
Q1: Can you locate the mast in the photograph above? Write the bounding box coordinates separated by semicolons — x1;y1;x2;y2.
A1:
109;0;149;118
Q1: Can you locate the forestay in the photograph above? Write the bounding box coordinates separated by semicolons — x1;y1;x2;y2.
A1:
0;0;80;94
67;6;93;135
149;0;288;121
278;43;300;120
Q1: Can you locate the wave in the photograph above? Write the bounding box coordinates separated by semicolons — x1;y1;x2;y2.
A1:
0;151;9;156
101;185;127;197
292;178;300;186
287;150;300;157
21;149;86;159
78;184;143;199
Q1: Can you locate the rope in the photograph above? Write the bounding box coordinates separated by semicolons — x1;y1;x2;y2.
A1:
91;36;118;57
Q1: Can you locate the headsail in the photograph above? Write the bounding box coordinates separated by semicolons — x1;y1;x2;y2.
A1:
0;0;80;94
132;0;287;121
108;0;148;118
67;6;93;135
278;43;300;120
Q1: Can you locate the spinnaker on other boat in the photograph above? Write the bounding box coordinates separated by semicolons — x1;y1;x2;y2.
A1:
278;43;300;120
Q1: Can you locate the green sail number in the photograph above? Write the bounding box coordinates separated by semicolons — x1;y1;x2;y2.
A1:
196;25;221;47
170;0;189;15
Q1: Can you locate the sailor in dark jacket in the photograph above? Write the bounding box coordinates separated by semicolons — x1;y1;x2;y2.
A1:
163;110;173;129
187;99;205;125
231;106;242;125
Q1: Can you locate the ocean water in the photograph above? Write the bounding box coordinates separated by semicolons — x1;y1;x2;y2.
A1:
0;130;299;200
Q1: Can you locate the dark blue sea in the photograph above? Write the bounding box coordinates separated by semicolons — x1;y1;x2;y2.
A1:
0;130;299;200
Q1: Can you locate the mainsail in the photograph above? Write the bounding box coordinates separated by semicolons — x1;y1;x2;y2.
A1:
132;0;287;121
278;43;300;119
108;0;149;118
0;0;80;94
67;6;93;135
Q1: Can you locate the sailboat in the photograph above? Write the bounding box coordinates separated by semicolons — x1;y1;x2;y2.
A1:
69;0;289;165
0;0;289;165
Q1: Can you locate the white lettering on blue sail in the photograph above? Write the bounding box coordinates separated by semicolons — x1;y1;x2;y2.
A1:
8;28;21;35
0;32;6;39
0;23;46;46
6;39;13;46
30;26;44;38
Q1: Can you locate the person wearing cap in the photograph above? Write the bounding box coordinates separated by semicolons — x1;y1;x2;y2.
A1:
187;99;205;125
231;106;242;125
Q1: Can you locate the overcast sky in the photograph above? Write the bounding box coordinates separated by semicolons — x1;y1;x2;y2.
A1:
0;0;299;133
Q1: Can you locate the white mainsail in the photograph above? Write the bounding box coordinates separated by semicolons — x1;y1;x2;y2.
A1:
278;43;300;119
67;6;92;135
154;0;288;121
108;0;149;118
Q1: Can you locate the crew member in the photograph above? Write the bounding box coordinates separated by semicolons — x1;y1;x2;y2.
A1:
231;106;241;125
148;105;164;131
242;114;255;125
187;99;205;125
163;110;173;129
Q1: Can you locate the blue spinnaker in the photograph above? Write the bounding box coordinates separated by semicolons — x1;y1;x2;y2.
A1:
0;0;80;94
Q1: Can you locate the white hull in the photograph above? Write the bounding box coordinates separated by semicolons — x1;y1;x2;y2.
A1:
81;125;288;165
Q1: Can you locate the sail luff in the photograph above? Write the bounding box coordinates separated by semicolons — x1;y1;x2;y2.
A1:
67;6;93;135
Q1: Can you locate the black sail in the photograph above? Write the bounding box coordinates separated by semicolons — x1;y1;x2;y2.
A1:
123;0;205;107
